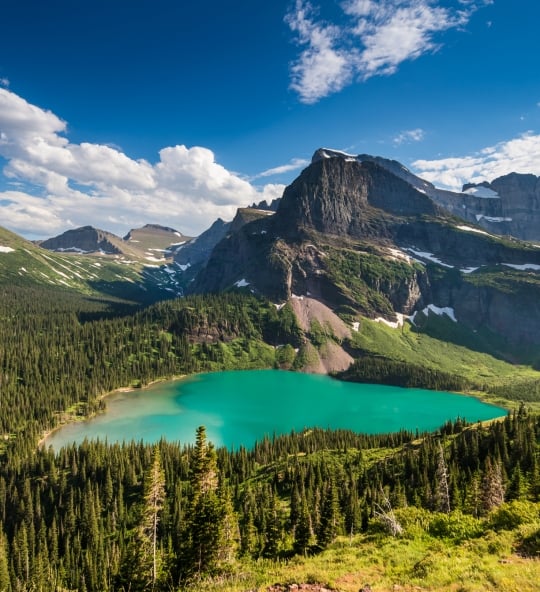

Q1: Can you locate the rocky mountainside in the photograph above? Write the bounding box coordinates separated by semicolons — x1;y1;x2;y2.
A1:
323;149;540;242
123;223;192;254
192;150;540;360
38;225;126;255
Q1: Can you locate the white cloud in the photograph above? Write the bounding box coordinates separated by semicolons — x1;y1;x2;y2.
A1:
285;1;355;104
393;128;425;145
0;89;283;238
253;157;310;178
286;0;487;103
412;132;540;189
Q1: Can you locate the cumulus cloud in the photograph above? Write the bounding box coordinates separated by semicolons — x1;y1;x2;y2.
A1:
253;157;310;178
393;128;425;145
286;0;488;103
285;1;356;104
0;89;284;238
412;132;540;189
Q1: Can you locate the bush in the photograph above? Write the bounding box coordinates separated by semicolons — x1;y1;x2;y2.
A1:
428;511;484;541
488;501;540;531
519;527;540;557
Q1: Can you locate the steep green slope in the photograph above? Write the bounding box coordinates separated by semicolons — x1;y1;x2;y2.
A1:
0;226;184;303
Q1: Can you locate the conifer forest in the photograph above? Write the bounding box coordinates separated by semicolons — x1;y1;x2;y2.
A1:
0;284;539;591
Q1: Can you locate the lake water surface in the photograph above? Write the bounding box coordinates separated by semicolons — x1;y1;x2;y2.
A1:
45;370;505;450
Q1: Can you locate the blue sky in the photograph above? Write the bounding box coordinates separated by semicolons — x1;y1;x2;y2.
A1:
0;0;539;238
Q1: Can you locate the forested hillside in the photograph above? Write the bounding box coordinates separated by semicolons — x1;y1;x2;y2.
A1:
1;284;540;590
0;286;302;451
0;414;539;591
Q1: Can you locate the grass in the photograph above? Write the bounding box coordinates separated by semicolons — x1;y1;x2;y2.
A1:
184;527;540;591
347;318;540;410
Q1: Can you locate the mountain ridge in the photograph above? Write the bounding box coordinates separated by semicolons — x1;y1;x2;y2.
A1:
191;151;540;362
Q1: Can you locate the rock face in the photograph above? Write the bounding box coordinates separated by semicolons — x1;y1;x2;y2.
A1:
174;218;231;267
340;151;540;242
39;226;123;255
460;173;540;241
278;156;440;240
192;149;540;353
123;224;191;252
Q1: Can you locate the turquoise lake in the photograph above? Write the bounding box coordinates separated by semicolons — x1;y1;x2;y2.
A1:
44;370;505;450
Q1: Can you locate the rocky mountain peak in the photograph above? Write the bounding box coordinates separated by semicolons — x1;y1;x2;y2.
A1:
39;226;123;255
276;153;441;239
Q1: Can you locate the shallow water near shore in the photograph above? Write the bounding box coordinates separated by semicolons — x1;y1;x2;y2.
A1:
45;369;505;450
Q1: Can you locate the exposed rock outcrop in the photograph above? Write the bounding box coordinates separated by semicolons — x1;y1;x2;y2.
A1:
192;150;540;354
39;226;123;255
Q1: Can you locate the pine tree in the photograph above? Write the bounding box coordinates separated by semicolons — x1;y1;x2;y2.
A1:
317;480;340;548
435;443;451;513
293;500;313;556
0;528;10;592
144;446;166;590
123;446;166;591
482;458;505;514
184;426;237;578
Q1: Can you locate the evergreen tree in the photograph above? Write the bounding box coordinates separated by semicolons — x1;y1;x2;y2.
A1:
317;480;340;548
482;458;505;514
435;443;451;513
0;528;10;592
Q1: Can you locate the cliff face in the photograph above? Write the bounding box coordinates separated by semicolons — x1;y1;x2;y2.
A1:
413;172;540;242
277;157;439;240
39;226;123;255
192;152;540;352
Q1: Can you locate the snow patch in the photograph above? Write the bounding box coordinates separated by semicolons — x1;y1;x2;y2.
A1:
461;267;480;274
291;294;304;300
456;225;490;236
405;248;453;268
176;262;191;271
484;216;512;222
143;264;160;268
351;321;360;332
0;246;14;253
273;302;286;311
250;209;275;216
374;313;405;329
234;278;250;287
411;304;457;324
320;148;356;159
388;248;412;263
55;247;91;253
463;186;500;198
145;256;164;262
19;267;27;273
503;263;540;271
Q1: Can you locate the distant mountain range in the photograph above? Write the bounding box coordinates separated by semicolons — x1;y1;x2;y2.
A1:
1;149;540;365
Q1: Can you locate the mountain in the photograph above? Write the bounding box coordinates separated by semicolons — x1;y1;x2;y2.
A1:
315;149;540;242
40;223;193;262
192;149;540;364
123;223;192;255
38;225;127;255
0;225;185;304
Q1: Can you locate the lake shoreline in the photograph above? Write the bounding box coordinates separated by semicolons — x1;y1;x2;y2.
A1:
42;369;507;451
38;374;187;449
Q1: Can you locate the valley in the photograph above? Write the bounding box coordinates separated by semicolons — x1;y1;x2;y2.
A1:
0;149;539;591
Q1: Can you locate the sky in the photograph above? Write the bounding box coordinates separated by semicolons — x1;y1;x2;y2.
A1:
1;0;539;239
